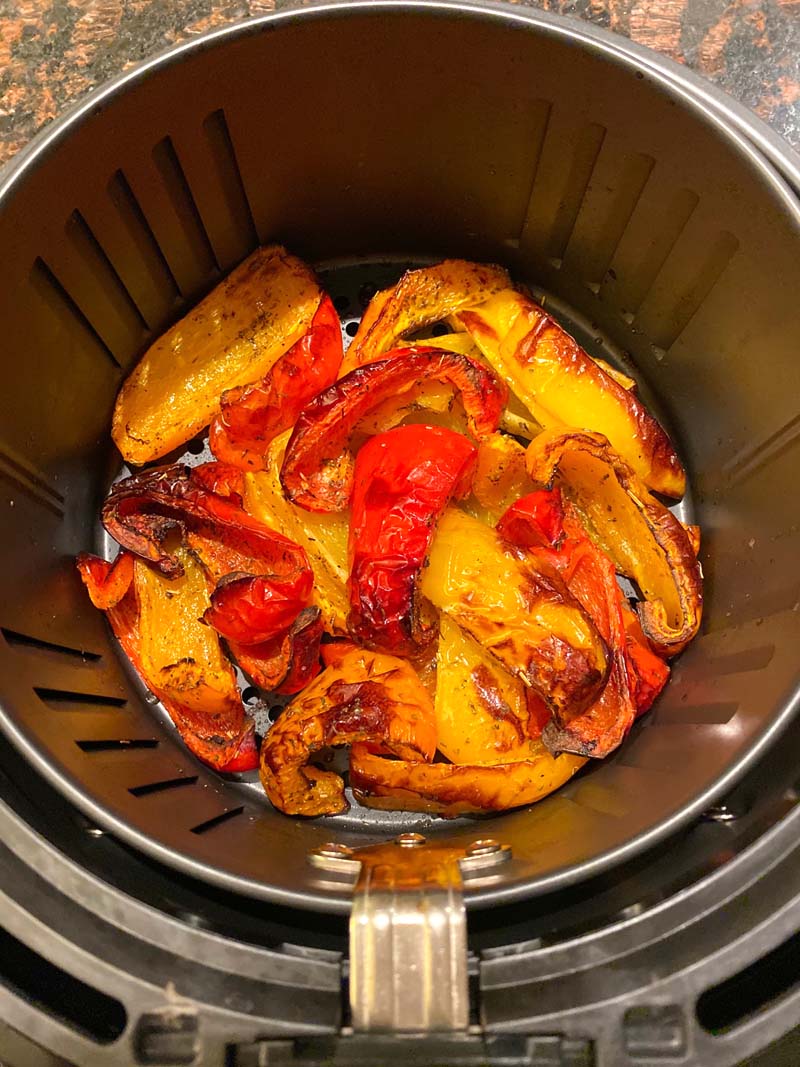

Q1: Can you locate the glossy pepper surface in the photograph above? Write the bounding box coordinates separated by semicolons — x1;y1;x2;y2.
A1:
280;347;506;512
348;424;477;655
209;294;343;470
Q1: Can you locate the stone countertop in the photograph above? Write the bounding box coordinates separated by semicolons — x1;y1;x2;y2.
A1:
1;0;798;167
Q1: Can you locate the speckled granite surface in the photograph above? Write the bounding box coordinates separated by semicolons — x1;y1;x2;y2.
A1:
0;0;798;167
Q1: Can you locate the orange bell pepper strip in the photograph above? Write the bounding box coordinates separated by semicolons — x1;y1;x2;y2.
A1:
525;429;702;657
76;551;258;773
260;647;436;816
209;294;343;470
348;424;477;655
280;348;506;512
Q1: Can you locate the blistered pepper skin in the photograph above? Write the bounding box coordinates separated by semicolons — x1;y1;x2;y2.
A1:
280;348;506;513
348;424;477;655
210;294;343;469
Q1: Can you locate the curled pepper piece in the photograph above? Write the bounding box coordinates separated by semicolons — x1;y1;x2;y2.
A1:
499;487;671;756
209;294;343;470
77;550;258;772
232;607;324;695
76;550;135;610
457;289;685;498
350;743;585;816
499;490;637;757
103;463;314;647
526;429;702;657
420;508;608;719
343;260;510;372
348;424;477;655
260;647;436;816
280;348;506;513
113;245;321;465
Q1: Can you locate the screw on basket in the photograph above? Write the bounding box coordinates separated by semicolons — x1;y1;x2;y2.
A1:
394;832;426;848
460;838;512;875
307;842;360;875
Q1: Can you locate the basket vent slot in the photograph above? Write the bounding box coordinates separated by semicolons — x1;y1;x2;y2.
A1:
30;257;120;370
657;701;739;726
151;135;219;280
190;806;245;835
637;228;739;350
76;739;158;752
723;412;800;489
64;209;149;362
106;168;181;327
0;445;65;517
35;687;126;710
2;628;101;662
129;774;199;797
201;108;259;262
706;645;775;676
538;121;607;266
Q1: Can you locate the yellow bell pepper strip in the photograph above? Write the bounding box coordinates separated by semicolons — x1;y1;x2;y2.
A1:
349;742;586;816
280;348;506;513
209;293;343;470
112;245;320;464
420;508;609;719
76;550;258;772
525;429;702;657
259;646;436;816
456;289;686;498
342;259;510;372
434;616;533;765
470;433;531;521
243;433;351;634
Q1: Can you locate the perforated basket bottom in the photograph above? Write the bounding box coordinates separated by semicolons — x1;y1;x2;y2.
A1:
96;256;694;834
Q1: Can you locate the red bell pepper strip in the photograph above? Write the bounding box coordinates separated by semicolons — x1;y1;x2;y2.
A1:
498;488;669;757
102;462;314;646
209;295;343;470
76;553;258;772
232;607;324;695
204;569;314;645
280;347;506;512
348;424;477;655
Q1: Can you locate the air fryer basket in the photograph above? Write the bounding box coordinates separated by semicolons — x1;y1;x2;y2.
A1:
0;0;798;914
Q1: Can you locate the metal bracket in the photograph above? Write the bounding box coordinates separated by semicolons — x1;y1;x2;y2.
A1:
308;834;511;1033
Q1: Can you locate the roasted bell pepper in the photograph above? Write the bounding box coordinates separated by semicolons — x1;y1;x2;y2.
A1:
280;348;506;512
420;508;608;718
232;607;324;695
470;433;530;521
243;434;350;634
499;487;670;755
209;294;343;469
260;647;436;816
348;424;477;655
77;550;258;772
434;615;533;764
526;429;702;657
113;246;321;465
103;462;314;646
342;260;510;372
456;289;686;498
498;489;635;756
349;742;586;815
